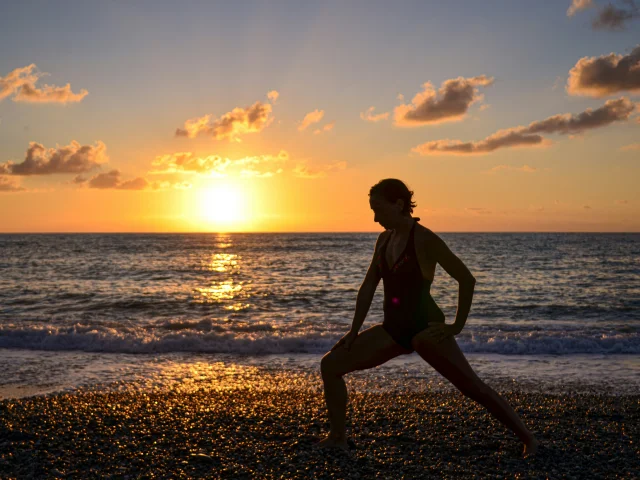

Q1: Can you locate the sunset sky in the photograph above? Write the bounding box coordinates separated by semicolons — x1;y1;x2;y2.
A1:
1;0;639;232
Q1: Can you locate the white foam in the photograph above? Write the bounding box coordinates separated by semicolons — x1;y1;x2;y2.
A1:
0;323;638;355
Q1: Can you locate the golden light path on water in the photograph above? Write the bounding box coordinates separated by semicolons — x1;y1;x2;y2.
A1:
193;238;250;311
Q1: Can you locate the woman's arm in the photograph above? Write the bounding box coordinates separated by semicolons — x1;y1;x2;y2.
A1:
331;232;387;351
350;231;387;331
421;229;476;340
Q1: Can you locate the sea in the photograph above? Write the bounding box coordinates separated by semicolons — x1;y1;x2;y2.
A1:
1;232;638;398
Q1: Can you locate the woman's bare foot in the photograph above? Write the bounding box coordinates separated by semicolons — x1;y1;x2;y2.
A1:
523;436;539;458
314;435;349;452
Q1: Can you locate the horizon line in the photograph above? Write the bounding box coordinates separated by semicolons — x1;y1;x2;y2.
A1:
1;231;638;235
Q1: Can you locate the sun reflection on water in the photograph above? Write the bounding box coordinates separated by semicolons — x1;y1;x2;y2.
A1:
224;303;250;311
195;280;244;302
207;253;239;273
192;235;251;306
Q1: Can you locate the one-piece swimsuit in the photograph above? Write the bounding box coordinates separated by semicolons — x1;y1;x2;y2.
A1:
377;220;445;351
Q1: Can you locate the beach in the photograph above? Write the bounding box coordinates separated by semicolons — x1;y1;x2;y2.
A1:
1;371;638;479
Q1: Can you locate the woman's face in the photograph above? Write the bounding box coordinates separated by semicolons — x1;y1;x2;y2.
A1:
369;194;402;230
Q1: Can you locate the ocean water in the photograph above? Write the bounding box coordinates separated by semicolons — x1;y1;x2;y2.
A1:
1;233;638;397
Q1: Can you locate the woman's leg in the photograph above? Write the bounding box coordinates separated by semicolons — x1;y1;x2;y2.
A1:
411;332;538;456
319;324;409;447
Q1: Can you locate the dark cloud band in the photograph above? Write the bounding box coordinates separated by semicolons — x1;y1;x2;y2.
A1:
1;141;107;175
567;46;640;97
413;98;635;155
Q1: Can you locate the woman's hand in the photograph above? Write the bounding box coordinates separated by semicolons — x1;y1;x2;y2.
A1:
423;323;462;343
331;330;359;351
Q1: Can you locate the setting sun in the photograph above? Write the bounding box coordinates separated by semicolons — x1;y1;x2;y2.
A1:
198;183;247;228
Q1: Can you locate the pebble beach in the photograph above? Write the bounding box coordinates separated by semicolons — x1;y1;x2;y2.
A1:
1;371;638;479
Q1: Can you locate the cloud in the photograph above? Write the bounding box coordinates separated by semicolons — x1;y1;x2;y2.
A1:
293;160;346;179
239;167;283;178
0;64;39;101
314;121;335;135
0;176;26;192
0;64;87;104
174;115;213;139
298;109;325;131
234;154;287;177
175;96;274;141
567;46;640;97
592;2;639;30
151;152;231;176
525;97;635;134
13;82;88;104
150;150;289;178
209;102;273;142
267;90;279;104
86;170;147;190
567;0;595;16
413;97;635;155
80;170;188;190
394;75;494;126
413;129;546;155
1;141;107;175
620;142;640;151
360;106;390;122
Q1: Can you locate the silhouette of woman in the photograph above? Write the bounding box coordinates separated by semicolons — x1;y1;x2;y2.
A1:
317;178;538;457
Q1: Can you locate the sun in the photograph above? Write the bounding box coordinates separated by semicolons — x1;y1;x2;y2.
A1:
198;183;247;228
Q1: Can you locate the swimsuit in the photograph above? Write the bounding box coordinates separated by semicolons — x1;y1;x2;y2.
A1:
377;220;445;351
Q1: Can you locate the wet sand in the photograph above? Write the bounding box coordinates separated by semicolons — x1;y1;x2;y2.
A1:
0;378;637;479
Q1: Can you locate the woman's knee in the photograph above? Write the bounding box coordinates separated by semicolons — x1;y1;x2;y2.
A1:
320;351;343;379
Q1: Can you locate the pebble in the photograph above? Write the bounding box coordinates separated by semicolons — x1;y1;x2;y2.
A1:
0;380;638;479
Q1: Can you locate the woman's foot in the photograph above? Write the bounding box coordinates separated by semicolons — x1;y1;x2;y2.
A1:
314;435;349;452
523;436;539;458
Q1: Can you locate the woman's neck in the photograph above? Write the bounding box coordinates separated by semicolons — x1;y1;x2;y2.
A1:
391;216;414;235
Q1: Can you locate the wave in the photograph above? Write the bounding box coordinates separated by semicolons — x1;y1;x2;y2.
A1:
0;324;638;355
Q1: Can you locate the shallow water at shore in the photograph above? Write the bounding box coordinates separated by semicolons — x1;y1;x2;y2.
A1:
2;349;639;400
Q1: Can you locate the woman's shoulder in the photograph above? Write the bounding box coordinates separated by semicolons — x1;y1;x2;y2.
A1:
414;222;441;245
414;220;434;236
375;229;392;248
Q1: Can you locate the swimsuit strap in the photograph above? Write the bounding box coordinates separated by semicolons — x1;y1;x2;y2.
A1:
400;219;417;256
407;218;417;248
381;219;418;272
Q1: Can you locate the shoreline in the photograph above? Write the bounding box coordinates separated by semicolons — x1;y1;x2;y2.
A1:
2;349;639;401
1;382;637;478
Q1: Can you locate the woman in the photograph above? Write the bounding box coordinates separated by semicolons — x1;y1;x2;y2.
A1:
317;179;538;457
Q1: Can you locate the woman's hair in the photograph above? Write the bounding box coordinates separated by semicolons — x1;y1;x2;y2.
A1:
369;178;417;214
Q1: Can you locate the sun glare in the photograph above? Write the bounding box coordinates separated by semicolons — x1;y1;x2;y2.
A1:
198;184;247;229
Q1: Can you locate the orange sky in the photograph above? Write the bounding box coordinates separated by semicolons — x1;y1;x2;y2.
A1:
1;2;639;232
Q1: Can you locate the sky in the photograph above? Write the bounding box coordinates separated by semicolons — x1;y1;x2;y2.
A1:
1;0;639;232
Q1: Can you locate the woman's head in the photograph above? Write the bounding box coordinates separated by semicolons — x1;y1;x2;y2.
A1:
368;179;417;229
